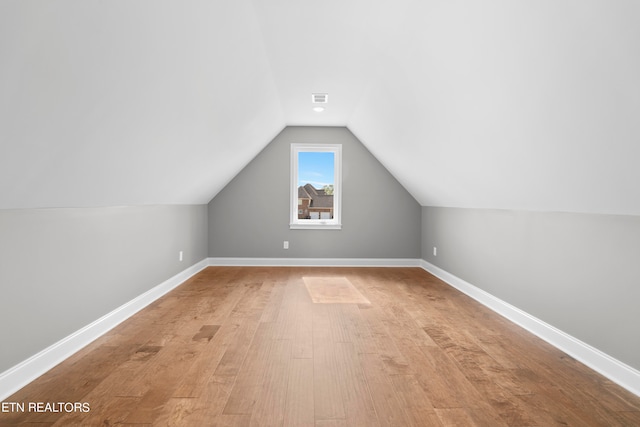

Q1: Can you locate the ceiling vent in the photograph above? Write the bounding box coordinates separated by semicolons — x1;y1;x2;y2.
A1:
312;93;328;104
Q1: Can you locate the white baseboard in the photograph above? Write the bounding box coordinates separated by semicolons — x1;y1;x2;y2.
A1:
0;259;209;401
419;260;640;397
208;257;421;267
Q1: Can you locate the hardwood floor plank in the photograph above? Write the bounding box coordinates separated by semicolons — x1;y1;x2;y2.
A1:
326;303;352;344
260;280;287;324
222;322;275;415
122;339;204;424
358;304;412;375
333;342;379;426
213;314;262;377
435;407;482;427
616;411;640;426
200;281;250;325
291;298;314;358
386;302;439;347
249;339;292;426
172;316;244;398
516;389;603;427
403;409;446;427
191;324;221;342
157;375;235;426
359;352;411;426
211;414;252;426
284;358;315;427
390;374;443;426
314;420;348;427
312;330;346;421
342;303;378;354
390;374;433;410
604;383;640;412
420;346;509;426
273;289;298;341
425;321;540;425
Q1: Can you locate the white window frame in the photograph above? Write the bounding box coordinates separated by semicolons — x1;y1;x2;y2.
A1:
290;143;342;230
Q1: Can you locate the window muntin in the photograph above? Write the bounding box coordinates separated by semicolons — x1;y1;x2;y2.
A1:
290;144;342;229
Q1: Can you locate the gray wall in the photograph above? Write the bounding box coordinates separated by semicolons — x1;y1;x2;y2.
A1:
422;206;640;370
208;126;421;258
0;204;208;373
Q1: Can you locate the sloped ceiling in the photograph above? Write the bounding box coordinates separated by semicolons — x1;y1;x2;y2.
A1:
0;1;284;208
1;1;639;214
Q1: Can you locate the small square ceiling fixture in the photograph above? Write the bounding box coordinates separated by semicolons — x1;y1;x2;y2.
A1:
312;93;328;104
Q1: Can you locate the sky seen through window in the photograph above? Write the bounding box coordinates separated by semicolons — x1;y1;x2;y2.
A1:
297;151;334;188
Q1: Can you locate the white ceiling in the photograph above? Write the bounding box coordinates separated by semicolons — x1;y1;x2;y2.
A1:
1;0;639;214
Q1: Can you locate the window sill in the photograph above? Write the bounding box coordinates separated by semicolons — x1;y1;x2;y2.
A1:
290;222;342;230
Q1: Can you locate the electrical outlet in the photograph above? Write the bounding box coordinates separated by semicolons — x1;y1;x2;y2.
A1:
433;247;437;256
179;251;183;261
283;241;289;250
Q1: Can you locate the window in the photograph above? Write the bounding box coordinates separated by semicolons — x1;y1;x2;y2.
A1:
290;144;342;229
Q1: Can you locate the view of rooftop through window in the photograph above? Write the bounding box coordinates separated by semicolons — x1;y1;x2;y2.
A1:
297;151;334;220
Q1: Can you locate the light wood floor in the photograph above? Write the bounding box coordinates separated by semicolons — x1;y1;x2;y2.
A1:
2;267;640;426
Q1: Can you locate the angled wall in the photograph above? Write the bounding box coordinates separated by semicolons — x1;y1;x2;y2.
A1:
0;205;208;374
422;206;640;372
208;126;421;259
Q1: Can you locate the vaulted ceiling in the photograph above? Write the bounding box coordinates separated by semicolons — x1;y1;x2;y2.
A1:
1;1;639;214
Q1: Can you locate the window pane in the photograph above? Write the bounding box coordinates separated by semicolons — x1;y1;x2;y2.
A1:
297;151;334;220
290;143;341;230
